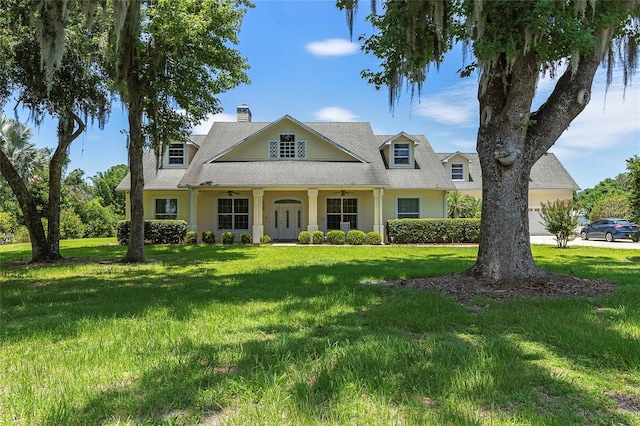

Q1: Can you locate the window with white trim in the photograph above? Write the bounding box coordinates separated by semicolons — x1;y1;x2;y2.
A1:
155;198;178;219
451;163;465;181
268;134;306;159
393;142;410;166
217;198;249;230
166;143;185;166
397;198;420;219
327;198;357;230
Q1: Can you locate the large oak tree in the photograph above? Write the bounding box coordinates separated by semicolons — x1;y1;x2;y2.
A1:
342;0;639;280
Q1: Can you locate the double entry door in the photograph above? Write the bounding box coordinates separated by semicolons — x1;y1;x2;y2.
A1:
274;200;302;240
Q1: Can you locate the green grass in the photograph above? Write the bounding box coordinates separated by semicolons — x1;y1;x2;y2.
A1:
1;239;639;425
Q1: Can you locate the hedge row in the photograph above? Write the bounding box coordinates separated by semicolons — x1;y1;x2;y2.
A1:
116;220;188;245
298;229;383;245
386;218;481;244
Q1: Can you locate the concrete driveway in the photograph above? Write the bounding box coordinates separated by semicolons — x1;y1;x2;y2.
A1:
530;235;640;249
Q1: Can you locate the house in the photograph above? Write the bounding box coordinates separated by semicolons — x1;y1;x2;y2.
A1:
438;152;580;235
116;105;579;241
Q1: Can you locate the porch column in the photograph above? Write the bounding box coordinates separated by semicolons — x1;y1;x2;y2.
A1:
307;189;319;240
188;188;198;235
379;188;385;242
252;189;264;243
444;192;449;218
373;188;384;236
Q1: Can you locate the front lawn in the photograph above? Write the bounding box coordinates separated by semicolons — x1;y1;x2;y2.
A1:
1;240;638;425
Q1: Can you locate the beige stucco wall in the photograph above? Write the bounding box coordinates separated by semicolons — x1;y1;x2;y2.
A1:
131;187;450;239
131;186;570;238
455;189;574;205
381;190;447;223
456;188;575;235
144;190;190;221
124;190;189;221
218;121;356;162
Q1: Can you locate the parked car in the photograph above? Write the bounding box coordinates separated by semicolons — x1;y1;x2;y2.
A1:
580;218;640;242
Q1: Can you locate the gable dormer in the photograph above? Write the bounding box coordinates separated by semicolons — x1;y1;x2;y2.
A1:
440;152;473;182
162;139;200;168
209;115;366;163
379;133;420;169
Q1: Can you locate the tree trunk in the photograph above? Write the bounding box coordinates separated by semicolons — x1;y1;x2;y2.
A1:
0;149;51;262
466;47;603;281
47;113;85;261
122;89;146;263
465;52;546;280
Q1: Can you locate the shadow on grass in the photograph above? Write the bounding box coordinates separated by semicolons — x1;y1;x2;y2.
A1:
1;245;473;343
67;298;635;425
3;243;639;424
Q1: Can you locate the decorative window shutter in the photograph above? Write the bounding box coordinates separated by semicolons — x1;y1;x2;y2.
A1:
269;140;278;159
297;140;306;159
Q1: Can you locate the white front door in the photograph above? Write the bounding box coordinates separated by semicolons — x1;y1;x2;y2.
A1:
275;202;301;240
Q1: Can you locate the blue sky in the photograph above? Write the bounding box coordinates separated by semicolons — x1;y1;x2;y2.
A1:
5;0;640;190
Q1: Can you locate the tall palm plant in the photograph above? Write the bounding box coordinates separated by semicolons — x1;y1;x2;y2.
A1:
0;114;50;261
0;115;48;180
447;191;479;218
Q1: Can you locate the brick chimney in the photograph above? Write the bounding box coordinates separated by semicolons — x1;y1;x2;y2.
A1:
237;104;251;122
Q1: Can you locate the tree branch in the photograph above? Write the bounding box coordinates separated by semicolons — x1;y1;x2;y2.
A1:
527;54;602;161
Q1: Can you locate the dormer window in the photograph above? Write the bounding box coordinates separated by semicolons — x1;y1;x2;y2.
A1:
393;142;410;166
269;134;306;159
451;163;465;181
167;143;185;166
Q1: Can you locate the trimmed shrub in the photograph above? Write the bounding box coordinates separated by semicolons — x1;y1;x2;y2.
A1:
327;229;345;245
260;234;272;244
539;199;578;248
240;233;252;244
116;220;188;245
312;231;324;244
202;230;216;244
222;231;235;245
365;231;383;245
386;218;481;244
186;231;198;244
298;230;311;244
347;229;366;245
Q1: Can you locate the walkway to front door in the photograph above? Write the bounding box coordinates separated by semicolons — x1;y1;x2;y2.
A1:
274;199;302;240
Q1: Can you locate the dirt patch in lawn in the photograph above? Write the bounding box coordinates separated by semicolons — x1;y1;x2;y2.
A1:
381;272;615;305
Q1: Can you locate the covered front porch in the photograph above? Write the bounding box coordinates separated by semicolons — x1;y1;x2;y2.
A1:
186;187;386;243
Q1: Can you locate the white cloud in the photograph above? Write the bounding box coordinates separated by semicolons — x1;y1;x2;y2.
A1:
306;38;360;57
192;112;236;134
314;106;358;122
414;82;478;126
550;77;640;159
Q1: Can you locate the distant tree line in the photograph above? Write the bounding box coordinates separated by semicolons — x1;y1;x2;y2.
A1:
574;156;640;223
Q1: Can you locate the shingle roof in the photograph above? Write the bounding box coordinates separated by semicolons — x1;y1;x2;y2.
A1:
116;118;576;193
375;135;456;190
174;119;454;190
437;152;580;191
115;150;188;191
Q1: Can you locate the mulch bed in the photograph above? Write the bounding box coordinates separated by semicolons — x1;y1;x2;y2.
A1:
380;273;616;305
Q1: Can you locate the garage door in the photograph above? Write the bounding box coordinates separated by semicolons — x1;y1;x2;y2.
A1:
528;207;550;235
